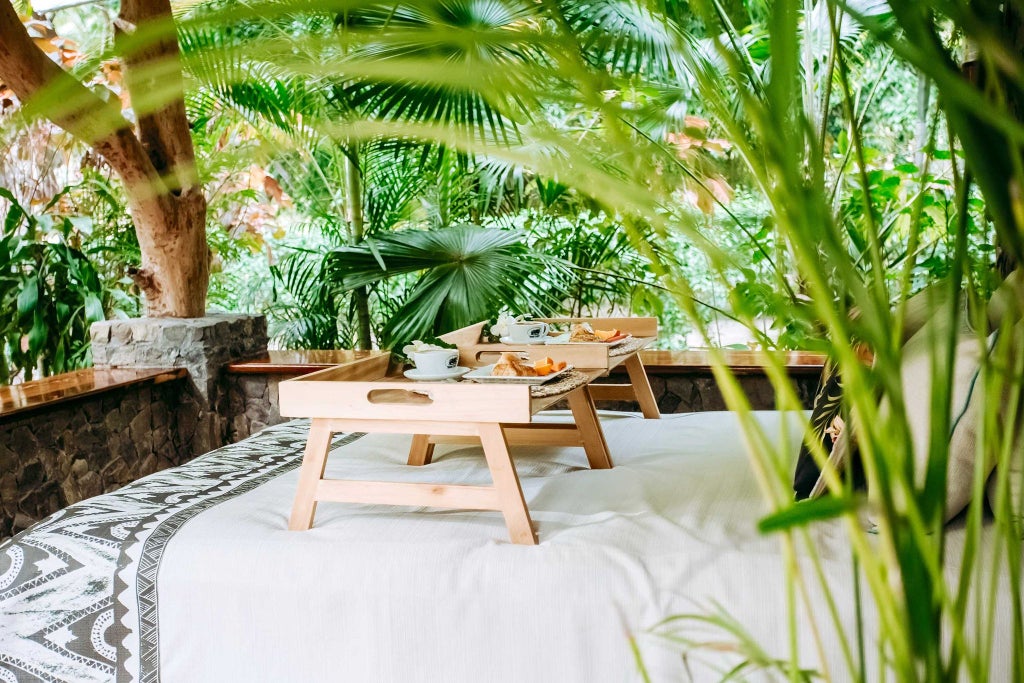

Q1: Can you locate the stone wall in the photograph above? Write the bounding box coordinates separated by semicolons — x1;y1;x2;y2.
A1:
91;315;268;455
0;378;188;539
227;374;291;443
1;314;269;541
594;372;820;413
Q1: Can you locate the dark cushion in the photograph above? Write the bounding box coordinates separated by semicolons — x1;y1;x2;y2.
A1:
793;359;865;499
793;359;843;499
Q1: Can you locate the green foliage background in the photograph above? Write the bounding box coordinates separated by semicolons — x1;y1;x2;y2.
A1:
2;4;1022;680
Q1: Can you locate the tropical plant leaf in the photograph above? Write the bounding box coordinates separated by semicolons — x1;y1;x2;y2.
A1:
325;223;565;346
758;495;862;534
17;277;38;322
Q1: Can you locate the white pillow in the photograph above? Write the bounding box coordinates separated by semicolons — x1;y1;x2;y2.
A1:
985;319;1024;532
987;432;1024;533
885;318;994;523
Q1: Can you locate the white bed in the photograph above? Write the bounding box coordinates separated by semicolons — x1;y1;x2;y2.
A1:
0;411;1015;682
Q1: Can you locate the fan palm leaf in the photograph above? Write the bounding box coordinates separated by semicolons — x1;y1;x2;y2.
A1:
324;223;566;345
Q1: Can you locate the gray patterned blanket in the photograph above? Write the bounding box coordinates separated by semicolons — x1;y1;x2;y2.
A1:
0;421;357;683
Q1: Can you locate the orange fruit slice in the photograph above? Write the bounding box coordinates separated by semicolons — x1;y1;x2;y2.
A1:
594;328;620;341
533;356;556;375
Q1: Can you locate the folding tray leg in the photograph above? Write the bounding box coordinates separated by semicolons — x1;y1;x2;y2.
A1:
566;386;613;469
624;353;661;419
288;418;334;530
478;423;537;545
407;434;435;466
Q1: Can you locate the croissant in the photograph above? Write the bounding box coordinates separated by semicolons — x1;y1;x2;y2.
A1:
492;352;538;377
569;323;601;343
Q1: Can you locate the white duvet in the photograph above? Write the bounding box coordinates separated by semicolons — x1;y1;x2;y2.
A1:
153;410;989;683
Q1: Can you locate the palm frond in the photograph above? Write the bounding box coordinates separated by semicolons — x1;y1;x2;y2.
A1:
324;223;566;345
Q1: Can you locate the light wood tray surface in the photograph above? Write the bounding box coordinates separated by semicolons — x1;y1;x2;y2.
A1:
278;353;604;422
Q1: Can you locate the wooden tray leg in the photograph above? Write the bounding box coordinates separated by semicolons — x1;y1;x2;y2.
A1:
624;353;661;419
566;386;613;469
478;424;537;545
407;434;435;466
288;419;334;530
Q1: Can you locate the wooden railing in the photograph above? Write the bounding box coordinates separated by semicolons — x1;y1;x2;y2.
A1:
0;367;187;421
0;349;824;419
227;349;826;377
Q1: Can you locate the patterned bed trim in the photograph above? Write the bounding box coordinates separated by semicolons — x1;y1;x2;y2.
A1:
0;422;362;683
128;430;364;683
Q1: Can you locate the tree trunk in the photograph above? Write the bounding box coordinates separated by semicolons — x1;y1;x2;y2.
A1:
345;146;373;350
128;187;208;317
0;0;208;317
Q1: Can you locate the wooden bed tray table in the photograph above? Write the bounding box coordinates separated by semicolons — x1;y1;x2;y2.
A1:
278;318;660;545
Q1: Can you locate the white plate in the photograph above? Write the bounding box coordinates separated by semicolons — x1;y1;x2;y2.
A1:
403;367;471;381
499;335;549;345
464;363;574;385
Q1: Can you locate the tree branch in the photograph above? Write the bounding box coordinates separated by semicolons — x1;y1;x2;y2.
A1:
118;0;197;193
0;0;160;191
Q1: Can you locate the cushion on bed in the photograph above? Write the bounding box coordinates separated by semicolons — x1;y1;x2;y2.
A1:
888;315;994;522
899;271;1024;524
985;319;1024;532
793;358;864;499
793;359;843;499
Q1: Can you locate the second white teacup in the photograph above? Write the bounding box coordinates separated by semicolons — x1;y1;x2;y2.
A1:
507;321;549;342
412;349;460;374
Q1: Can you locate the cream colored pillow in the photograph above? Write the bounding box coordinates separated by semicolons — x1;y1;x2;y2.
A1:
899;321;994;522
985;319;1024;532
987;428;1024;532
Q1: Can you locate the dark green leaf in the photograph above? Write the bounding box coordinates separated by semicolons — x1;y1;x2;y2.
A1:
84;294;105;324
17;278;39;321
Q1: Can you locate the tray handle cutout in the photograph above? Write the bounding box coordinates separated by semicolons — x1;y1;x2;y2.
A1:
367;389;434;405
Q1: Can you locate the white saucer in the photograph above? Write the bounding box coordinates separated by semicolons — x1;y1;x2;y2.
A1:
499;336;548;345
404;366;470;381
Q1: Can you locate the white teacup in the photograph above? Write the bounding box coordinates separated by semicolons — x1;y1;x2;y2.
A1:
412;349;460;374
507;321;549;342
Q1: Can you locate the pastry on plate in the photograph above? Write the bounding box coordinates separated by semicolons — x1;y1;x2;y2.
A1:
492;352;538;377
569;323;601;343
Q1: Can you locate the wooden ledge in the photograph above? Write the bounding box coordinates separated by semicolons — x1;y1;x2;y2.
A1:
228;348;825;377
0;367;188;422
227;349;388;374
619;350;826;376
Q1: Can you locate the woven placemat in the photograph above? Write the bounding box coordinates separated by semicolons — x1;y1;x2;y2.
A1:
530;370;591;397
609;338;646;357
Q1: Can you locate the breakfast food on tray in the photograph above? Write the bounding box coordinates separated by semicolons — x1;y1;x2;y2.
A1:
569;323;602;343
492;352;538;377
491;353;568;377
532;357;567;376
568;322;626;343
